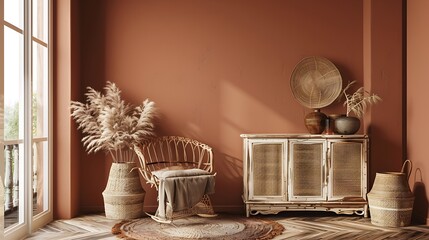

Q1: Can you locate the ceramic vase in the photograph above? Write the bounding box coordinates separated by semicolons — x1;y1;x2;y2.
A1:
304;109;327;134
333;116;360;135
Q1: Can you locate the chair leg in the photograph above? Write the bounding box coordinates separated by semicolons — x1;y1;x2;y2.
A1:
145;211;173;224
196;194;217;217
150;214;173;224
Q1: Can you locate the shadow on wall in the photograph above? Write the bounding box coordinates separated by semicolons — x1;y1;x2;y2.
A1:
218;153;242;180
78;0;109;215
412;168;428;224
367;125;403;187
210;152;245;213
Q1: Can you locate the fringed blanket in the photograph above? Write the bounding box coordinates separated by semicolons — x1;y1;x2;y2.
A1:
152;168;215;220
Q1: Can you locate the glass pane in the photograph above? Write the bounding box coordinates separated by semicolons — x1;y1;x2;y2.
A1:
32;42;48;216
4;27;24;228
4;0;24;29
32;0;48;42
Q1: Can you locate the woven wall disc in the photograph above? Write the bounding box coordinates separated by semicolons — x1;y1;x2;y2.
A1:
290;56;342;109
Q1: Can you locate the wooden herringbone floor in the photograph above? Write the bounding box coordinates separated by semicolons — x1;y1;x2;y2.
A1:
25;212;429;240
269;213;429;239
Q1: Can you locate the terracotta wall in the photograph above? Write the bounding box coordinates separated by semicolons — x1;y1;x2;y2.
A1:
54;0;405;216
365;0;405;182
407;0;429;224
53;0;81;219
74;0;364;213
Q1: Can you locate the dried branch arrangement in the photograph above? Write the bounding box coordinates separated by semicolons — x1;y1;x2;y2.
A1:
70;81;156;163
342;81;381;118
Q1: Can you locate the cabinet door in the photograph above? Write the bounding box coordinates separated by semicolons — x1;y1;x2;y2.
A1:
328;140;367;201
248;140;286;201
289;140;326;201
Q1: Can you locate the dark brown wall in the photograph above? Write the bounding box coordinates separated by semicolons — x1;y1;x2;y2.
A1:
54;0;405;216
76;0;111;214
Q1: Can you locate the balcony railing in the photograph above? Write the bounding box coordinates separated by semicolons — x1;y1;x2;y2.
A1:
3;137;47;227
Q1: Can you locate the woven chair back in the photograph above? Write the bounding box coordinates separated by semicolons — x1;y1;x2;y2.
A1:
134;136;213;187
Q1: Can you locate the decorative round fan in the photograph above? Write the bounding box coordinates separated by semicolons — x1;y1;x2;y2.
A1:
290;56;342;109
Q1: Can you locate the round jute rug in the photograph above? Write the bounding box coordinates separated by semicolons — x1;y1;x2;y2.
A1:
112;215;284;240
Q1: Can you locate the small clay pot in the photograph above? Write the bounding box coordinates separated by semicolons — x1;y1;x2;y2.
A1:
304;109;327;134
325;114;346;134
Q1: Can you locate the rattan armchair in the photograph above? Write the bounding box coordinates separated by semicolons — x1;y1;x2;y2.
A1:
134;136;216;223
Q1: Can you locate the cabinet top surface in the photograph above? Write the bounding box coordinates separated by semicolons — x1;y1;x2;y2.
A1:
240;133;368;139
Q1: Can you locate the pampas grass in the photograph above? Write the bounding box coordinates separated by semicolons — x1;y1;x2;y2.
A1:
342;81;381;118
70;81;156;163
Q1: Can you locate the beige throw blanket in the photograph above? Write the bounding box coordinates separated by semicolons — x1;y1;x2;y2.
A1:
153;168;215;220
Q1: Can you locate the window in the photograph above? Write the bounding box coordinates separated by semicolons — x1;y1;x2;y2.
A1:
2;0;52;238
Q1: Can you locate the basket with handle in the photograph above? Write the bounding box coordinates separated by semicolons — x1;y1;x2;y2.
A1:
367;160;414;227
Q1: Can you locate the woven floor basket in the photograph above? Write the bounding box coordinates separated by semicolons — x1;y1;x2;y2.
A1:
367;160;414;227
367;194;414;227
102;162;145;220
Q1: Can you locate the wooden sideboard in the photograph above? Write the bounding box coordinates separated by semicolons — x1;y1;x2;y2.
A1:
241;134;369;217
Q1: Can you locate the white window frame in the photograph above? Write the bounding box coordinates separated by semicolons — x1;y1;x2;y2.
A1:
3;0;53;239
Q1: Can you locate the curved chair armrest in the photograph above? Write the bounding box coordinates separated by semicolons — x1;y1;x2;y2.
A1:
133;145;158;189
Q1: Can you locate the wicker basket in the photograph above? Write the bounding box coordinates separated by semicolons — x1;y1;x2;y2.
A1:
290;56;342;109
102;162;145;220
368;194;414;227
367;160;414;227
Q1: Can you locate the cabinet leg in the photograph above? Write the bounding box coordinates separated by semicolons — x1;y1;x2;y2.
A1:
364;204;369;218
246;205;250;217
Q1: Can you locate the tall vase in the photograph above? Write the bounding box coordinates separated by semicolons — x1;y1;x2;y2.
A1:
102;162;145;219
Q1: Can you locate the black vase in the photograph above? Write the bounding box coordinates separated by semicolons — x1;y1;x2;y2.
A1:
304;109;327;134
334;116;360;135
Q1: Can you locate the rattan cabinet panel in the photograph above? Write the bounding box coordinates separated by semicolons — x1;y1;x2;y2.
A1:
289;140;325;201
329;141;366;199
241;134;368;218
251;143;284;198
